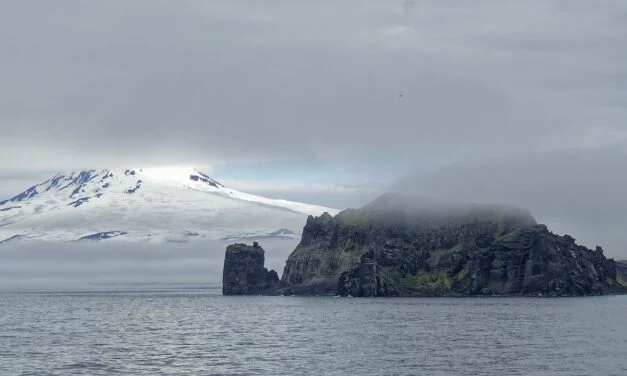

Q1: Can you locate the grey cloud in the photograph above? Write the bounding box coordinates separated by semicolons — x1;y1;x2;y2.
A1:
241;189;381;212
1;1;627;251
395;148;627;259
1;0;626;170
0;238;298;290
0;170;58;199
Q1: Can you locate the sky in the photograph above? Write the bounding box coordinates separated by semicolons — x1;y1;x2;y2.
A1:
0;238;297;290
1;1;627;257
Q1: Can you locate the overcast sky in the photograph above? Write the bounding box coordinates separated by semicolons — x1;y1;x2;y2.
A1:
0;238;297;290
2;1;627;256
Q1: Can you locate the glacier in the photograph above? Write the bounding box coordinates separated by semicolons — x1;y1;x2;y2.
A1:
0;167;338;244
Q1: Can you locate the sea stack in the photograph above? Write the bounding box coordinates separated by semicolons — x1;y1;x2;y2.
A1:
222;242;280;295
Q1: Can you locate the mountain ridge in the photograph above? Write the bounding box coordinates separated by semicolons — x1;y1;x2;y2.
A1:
0;167;338;244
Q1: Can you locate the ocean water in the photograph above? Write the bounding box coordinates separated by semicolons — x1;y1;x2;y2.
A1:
1;290;626;375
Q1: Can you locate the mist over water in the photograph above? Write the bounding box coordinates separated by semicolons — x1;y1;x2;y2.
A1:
0;238;298;290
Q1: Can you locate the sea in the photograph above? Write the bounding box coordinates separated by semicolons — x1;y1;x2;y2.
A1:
1;289;626;375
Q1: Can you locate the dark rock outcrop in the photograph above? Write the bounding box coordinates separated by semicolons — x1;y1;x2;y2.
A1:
280;194;627;297
222;242;280;295
338;262;377;297
617;261;627;287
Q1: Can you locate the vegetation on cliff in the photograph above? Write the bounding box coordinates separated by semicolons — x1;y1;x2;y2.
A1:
616;261;627;288
279;194;626;297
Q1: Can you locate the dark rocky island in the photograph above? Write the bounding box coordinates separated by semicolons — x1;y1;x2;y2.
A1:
223;194;627;297
222;242;280;295
617;260;627;286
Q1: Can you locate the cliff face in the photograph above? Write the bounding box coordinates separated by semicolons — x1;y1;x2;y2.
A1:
617;261;627;287
222;242;280;295
281;194;626;297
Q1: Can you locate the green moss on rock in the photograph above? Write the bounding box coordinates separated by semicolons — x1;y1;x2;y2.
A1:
280;194;627;297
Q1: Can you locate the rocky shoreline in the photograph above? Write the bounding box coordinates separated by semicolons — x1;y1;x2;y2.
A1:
222;194;627;297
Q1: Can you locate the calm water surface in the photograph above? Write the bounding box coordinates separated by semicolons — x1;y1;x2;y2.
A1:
1;290;626;375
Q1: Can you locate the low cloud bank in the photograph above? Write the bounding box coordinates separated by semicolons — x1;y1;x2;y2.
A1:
0;238;298;291
395;149;627;258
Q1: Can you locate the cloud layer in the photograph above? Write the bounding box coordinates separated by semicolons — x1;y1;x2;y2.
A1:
2;1;627;258
0;238;297;290
396;147;627;258
2;1;626;170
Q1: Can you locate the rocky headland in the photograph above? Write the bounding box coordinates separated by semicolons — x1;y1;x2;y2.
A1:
617;260;627;286
223;194;627;297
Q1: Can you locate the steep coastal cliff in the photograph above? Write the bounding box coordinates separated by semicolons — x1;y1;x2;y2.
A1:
279;194;626;297
617;261;627;286
222;242;280;295
222;194;626;297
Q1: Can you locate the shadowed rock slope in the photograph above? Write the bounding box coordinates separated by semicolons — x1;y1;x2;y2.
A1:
222;242;280;295
617;261;627;287
280;194;627;297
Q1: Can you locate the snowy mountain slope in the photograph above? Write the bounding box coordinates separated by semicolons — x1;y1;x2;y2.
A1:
0;167;338;244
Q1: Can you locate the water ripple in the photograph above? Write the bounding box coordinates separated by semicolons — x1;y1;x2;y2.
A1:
1;292;626;375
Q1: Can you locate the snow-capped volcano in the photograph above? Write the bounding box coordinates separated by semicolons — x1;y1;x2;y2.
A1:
0;167;338;244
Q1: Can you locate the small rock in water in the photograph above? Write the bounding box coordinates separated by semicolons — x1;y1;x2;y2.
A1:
222;243;280;295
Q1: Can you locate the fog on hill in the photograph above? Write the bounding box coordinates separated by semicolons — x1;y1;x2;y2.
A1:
393;149;627;259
